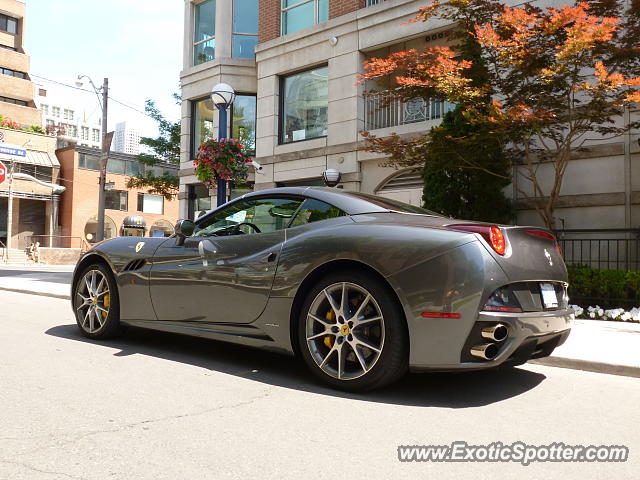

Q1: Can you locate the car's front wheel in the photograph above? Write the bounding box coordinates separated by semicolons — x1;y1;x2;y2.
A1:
298;271;408;391
73;263;121;339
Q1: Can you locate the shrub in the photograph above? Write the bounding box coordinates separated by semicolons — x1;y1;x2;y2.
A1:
567;265;640;308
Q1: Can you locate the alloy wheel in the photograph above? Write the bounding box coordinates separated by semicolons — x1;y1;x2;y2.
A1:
76;269;111;334
305;282;385;380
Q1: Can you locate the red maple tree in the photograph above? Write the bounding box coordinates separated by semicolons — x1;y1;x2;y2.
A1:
360;0;640;229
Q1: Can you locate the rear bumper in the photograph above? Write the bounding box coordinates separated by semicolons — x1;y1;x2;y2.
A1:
410;308;574;372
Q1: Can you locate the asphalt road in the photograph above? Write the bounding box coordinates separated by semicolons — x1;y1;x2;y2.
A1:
0;291;638;480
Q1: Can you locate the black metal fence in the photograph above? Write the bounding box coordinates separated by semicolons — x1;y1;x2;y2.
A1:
555;228;640;271
555;228;640;308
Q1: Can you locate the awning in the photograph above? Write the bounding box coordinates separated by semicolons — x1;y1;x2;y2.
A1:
122;215;146;229
0;146;60;168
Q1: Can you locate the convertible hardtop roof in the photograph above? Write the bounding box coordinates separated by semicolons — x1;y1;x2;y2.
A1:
240;186;434;216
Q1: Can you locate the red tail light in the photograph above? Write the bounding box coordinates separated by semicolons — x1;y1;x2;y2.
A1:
526;229;563;257
447;224;507;255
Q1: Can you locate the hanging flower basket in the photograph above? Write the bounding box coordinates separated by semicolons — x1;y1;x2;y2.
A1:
194;138;249;188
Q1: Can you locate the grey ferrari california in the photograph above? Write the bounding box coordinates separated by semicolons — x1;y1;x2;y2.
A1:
71;187;573;391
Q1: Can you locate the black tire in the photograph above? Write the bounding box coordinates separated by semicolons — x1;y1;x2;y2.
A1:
73;263;121;340
297;270;408;392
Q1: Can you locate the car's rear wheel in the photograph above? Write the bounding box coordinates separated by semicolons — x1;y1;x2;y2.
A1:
298;271;408;391
73;263;121;339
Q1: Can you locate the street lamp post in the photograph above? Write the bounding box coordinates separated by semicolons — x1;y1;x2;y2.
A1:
211;83;236;207
77;75;109;242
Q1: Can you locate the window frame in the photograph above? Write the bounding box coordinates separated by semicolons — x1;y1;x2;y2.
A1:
281;0;327;36
193;0;216;66
230;93;257;155
104;190;129;211
232;0;258;59
0;13;18;35
190;95;215;160
194;194;306;236
278;64;329;145
137;193;165;215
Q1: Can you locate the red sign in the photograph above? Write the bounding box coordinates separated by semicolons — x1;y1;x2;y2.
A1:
0;161;6;184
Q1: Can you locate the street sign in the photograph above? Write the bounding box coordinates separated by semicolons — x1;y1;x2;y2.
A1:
104;182;115;191
0;161;6;184
0;144;27;158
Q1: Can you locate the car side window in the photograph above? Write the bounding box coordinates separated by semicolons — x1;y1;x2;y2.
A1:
289;199;345;228
194;197;303;237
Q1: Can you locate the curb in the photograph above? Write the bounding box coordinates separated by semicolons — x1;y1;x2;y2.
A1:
0;286;70;301
531;357;640;379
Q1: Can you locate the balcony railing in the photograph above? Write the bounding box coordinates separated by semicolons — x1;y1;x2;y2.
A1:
367;0;385;5
364;92;454;131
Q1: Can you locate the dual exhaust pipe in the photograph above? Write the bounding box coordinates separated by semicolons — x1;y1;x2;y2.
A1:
470;324;508;360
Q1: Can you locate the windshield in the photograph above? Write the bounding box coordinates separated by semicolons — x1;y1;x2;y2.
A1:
344;192;441;216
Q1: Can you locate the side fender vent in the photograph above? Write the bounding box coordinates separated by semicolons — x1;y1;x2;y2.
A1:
122;259;147;272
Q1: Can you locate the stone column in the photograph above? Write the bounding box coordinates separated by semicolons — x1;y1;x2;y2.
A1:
215;0;233;59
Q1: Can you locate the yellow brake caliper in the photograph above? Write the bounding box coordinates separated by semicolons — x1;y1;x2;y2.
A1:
102;291;110;319
324;309;335;348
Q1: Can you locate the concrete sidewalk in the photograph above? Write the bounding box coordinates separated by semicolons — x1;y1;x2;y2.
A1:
0;270;638;378
532;319;640;378
0;265;73;300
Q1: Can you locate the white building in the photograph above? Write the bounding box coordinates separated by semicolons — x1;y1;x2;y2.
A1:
35;83;102;150
112;121;140;155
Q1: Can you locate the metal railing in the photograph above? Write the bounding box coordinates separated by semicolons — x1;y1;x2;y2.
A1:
367;0;385;5
364;91;454;130
23;235;86;250
555;229;640;271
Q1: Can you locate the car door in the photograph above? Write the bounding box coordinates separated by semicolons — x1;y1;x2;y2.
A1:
149;196;303;324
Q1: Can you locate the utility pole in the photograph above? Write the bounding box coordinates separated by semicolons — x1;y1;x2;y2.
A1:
96;77;109;242
6;159;15;249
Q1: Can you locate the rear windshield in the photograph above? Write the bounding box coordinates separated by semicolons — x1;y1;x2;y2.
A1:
344;192;441;216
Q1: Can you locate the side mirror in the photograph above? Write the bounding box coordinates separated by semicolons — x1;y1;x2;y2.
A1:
174;219;195;246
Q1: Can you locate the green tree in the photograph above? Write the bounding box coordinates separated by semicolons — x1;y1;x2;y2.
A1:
126;96;180;200
422;106;513;223
360;0;640;229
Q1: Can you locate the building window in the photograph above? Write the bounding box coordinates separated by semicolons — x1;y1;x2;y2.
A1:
0;13;18;35
64;109;74;120
78;153;100;170
1;67;26;79
52;106;60;118
280;66;328;144
0;95;28;106
281;0;327;35
194;0;216;65
92;128;101;142
191;97;215;158
137;193;164;215
105;190;128;211
232;0;258;59
81;126;89;140
188;184;212;219
41;104;49;116
232;95;256;155
45;119;54;129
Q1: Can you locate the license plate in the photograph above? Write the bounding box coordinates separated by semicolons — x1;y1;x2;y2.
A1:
540;283;558;308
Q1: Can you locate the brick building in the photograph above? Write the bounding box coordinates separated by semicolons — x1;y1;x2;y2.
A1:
56;146;180;248
178;0;640;230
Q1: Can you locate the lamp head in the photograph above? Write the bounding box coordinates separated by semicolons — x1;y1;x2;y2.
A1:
322;169;342;188
211;83;236;109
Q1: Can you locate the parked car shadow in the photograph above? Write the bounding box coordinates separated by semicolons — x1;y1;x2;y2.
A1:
46;324;547;408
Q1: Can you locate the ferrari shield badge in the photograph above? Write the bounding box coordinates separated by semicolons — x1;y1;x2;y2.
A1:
135;242;145;253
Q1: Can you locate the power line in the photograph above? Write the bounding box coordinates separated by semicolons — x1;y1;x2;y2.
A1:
31;73;150;117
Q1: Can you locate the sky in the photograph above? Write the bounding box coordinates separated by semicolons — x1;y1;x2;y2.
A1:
25;0;184;138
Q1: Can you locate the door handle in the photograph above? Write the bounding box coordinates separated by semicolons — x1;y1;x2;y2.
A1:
260;252;277;263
